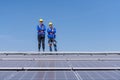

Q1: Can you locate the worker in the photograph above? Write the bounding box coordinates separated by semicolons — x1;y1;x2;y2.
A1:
37;19;46;51
47;22;57;51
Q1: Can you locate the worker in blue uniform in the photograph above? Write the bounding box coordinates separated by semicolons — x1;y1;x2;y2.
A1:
47;22;57;51
37;19;46;51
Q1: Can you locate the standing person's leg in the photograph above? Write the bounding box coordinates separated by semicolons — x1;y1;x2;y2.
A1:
38;35;41;51
41;37;45;51
48;39;52;51
53;39;57;51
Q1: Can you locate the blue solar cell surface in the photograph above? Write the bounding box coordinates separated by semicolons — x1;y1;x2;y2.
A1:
0;71;120;80
0;52;120;80
0;71;78;80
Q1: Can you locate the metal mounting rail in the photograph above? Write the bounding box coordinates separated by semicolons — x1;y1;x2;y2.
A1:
0;52;120;55
0;67;120;71
0;58;120;61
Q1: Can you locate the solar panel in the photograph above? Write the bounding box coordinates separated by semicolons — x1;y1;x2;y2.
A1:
0;52;120;80
0;71;78;80
77;71;120;80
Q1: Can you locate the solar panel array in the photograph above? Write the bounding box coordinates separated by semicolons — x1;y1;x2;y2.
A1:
0;52;120;80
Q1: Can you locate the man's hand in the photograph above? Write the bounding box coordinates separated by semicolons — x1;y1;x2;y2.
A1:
50;32;53;34
40;30;44;32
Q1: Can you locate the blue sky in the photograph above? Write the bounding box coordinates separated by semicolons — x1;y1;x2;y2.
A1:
0;0;120;51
